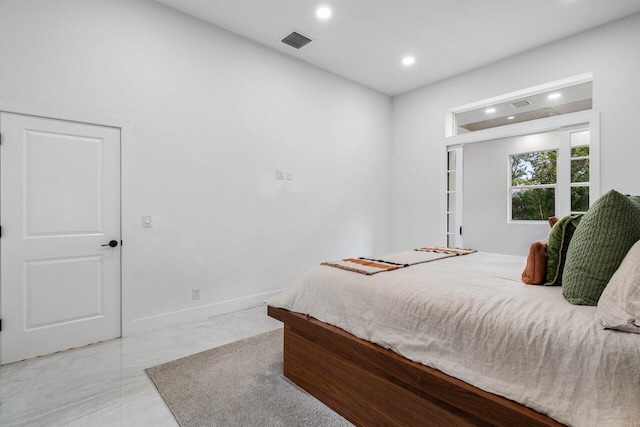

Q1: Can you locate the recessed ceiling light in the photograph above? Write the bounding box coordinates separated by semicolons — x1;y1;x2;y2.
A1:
548;92;562;100
485;108;496;114
316;7;332;19
507;116;515;120
402;56;415;66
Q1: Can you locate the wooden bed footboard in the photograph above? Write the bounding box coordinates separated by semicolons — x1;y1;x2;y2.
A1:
268;306;564;427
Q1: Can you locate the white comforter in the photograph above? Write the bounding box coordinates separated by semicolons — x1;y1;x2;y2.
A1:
266;252;640;427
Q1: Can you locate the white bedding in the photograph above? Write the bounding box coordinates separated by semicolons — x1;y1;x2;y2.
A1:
266;252;640;427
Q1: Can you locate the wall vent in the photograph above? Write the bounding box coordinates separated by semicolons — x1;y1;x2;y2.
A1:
511;100;532;108
281;31;313;49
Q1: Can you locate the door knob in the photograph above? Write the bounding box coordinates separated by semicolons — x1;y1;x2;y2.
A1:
101;240;118;248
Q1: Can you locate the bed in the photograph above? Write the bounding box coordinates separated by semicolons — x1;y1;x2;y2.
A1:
266;252;640;427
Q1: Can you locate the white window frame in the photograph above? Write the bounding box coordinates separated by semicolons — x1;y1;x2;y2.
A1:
441;109;600;246
508;148;559;223
507;125;591;223
565;129;591;215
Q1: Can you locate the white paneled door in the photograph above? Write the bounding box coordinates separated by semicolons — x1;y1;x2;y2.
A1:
0;113;121;364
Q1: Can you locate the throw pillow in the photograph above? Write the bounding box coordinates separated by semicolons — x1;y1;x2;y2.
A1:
522;240;548;285
562;190;640;305
545;214;582;286
597;239;640;334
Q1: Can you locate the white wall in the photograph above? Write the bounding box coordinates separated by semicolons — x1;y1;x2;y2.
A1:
391;13;640;253
0;0;392;334
463;132;559;255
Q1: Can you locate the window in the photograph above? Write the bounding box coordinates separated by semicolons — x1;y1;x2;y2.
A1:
509;129;590;221
569;131;590;214
510;150;557;221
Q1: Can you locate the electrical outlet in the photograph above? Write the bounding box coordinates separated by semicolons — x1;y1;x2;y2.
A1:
192;288;200;300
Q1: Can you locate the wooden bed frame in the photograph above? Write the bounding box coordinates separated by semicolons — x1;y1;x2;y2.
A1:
268;306;564;427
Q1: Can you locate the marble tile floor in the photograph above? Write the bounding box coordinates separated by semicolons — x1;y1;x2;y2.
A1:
0;305;283;426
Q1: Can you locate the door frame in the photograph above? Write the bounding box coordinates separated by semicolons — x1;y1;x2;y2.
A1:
0;99;132;363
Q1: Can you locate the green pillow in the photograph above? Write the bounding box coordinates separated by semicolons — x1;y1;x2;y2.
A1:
562;190;640;305
545;214;582;286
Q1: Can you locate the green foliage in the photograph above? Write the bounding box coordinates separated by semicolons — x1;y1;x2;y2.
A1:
512;188;556;220
571;158;589;182
571;187;589;212
571;146;589;157
511;150;557;220
511;150;557;186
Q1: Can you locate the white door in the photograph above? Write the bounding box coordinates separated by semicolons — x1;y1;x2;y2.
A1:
1;113;121;364
446;146;464;248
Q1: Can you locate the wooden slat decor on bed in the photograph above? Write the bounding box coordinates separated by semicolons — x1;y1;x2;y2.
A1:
268;306;564;427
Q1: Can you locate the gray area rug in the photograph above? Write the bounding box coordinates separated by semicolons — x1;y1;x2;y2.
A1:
145;329;353;427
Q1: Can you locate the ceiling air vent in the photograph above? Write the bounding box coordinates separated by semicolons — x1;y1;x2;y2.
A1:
281;31;313;49
511;100;532;108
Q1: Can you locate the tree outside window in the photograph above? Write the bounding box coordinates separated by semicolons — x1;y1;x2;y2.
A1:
510;144;590;221
511;150;557;221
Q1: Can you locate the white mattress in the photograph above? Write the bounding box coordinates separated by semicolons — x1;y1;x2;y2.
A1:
266;252;640;427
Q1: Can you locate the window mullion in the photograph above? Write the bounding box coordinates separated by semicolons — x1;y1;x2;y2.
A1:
557;131;571;217
513;184;557;190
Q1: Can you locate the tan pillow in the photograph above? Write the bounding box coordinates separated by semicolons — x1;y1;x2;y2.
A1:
548;216;559;228
596;239;640;334
522;240;548;285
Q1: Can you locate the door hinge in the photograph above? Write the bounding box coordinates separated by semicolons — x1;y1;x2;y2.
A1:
0;226;2;238
120;240;123;246
459;226;463;236
0;319;2;332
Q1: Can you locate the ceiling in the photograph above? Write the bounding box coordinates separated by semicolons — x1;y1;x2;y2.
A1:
152;0;640;96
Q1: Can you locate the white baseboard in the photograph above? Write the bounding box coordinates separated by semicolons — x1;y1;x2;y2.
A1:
125;289;286;336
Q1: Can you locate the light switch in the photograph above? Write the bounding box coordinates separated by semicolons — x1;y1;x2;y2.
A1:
286;171;293;180
142;215;152;228
275;169;285;180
